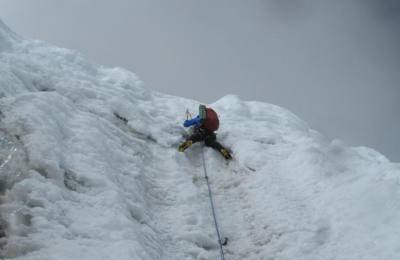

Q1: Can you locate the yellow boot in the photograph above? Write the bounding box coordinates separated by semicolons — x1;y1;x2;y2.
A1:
220;148;232;160
178;140;193;152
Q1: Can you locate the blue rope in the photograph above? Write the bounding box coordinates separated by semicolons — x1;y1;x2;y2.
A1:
201;147;226;260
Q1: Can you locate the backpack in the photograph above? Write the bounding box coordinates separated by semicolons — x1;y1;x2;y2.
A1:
199;105;219;131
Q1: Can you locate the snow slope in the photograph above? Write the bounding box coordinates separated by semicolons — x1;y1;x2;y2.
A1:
0;19;400;260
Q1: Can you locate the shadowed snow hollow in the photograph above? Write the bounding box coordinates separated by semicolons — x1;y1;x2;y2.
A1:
0;19;400;260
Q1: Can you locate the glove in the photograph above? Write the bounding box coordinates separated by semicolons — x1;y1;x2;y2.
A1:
183;116;201;127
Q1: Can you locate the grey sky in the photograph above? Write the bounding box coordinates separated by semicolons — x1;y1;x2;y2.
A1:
0;0;399;161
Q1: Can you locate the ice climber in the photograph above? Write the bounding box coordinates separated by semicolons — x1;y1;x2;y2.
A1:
178;105;232;160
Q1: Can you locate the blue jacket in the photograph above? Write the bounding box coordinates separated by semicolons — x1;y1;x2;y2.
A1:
183;115;202;128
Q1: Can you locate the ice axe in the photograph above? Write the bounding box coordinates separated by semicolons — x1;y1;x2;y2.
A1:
185;109;192;120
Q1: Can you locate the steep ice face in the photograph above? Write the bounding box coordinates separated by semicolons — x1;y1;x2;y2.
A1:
0;19;200;259
0;19;400;260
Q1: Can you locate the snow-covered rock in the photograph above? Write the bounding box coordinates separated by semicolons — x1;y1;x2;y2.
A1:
0;19;399;260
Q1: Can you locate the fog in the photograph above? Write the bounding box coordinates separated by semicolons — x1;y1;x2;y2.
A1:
0;0;399;161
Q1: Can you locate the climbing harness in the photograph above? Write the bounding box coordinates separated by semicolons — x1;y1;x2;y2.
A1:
201;147;227;260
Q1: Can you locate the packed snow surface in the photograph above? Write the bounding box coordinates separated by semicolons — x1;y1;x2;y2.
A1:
0;19;400;260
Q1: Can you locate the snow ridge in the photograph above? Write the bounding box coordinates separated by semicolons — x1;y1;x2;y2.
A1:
0;19;400;260
0;19;19;52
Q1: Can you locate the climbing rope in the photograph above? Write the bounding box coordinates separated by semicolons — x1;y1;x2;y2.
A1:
201;146;226;260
